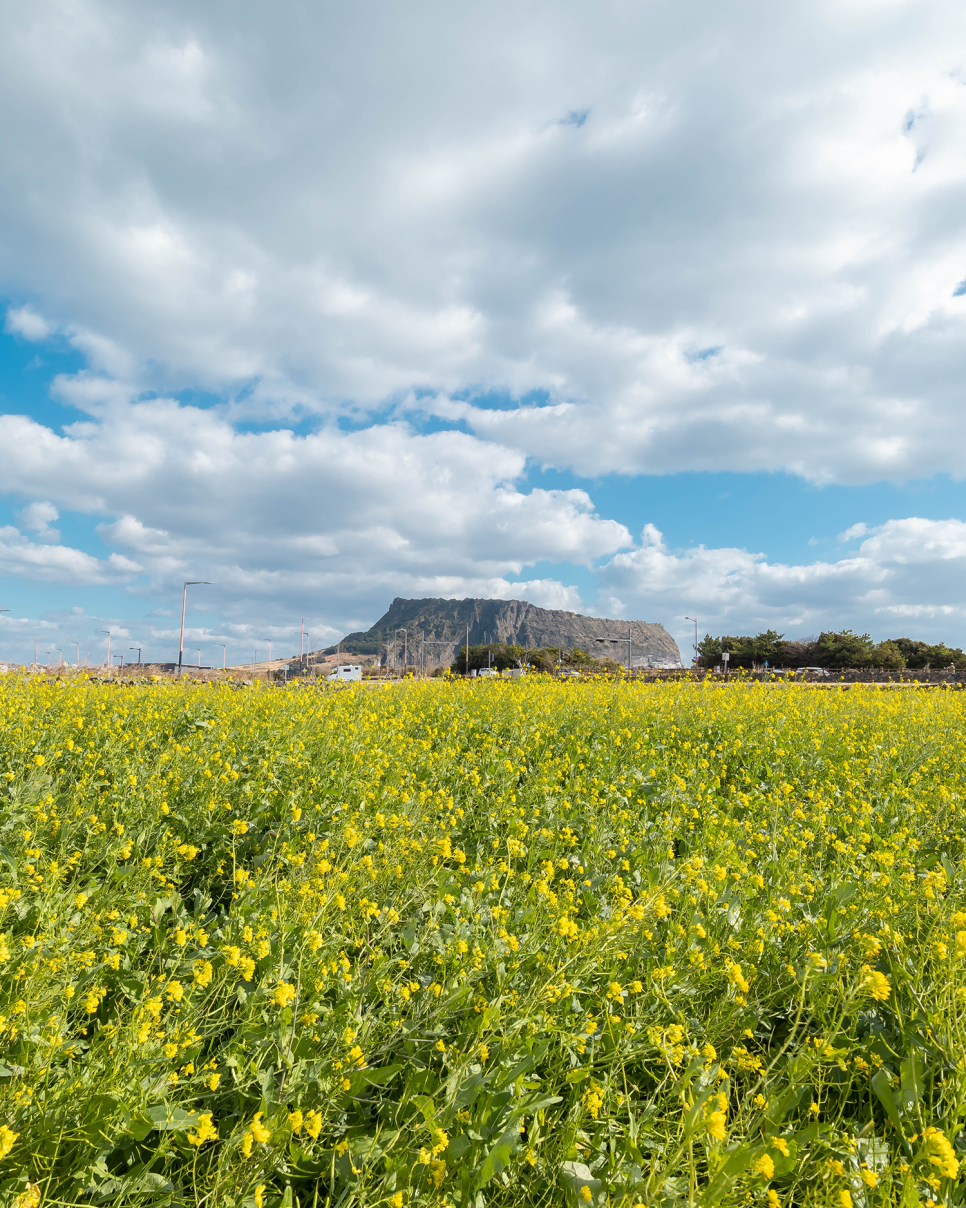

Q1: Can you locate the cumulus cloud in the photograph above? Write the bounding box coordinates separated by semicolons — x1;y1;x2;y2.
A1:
597;518;966;653
17;500;60;541
4;306;53;342
0;399;626;632
1;1;966;482
6;0;966;660
0;524;135;586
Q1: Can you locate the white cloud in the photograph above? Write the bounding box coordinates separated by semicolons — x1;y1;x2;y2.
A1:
17;500;60;541
1;2;966;481
0;525;134;585
6;0;966;662
0;399;626;631
5;306;53;342
597;518;966;654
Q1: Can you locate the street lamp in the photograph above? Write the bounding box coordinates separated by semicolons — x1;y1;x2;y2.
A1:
178;582;212;671
129;646;141;666
685;617;699;666
594;622;633;674
395;628;407;675
98;630;111;667
219;644;226;669
195;649;202;667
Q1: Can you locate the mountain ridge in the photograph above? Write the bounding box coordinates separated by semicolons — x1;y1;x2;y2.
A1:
326;597;682;667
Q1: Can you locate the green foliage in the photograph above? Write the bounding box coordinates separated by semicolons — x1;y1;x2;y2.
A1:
811;630;876;668
698;628;966;670
698;630;785;668
890;638;966;670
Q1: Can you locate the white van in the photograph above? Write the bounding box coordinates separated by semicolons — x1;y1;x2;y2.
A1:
328;664;362;682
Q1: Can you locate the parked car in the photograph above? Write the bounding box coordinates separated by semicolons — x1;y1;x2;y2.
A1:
794;666;829;677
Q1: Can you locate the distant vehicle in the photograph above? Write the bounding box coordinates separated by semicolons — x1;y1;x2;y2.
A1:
794;667;829;677
558;669;581;678
478;667;499;677
328;664;362;682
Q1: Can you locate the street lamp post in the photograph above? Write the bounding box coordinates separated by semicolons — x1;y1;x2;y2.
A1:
220;644;226;669
129;646;141;666
98;630;111;667
74;642;80;670
178;581;212;671
594;622;633;674
195;649;202;667
685;617;699;666
395;628;407;676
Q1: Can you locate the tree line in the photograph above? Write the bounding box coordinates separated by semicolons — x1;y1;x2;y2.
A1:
696;630;966;670
450;643;623;675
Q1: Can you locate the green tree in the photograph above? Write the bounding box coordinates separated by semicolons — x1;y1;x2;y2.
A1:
697;634;722;666
871;640;906;669
811;630;876;668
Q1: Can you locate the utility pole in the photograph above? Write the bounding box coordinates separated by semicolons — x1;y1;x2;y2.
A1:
179;581;212;670
300;619;305;674
466;623;470;676
220;644;226;669
98;630;111;667
685;617;699;666
75;642;80;670
395;628;408;677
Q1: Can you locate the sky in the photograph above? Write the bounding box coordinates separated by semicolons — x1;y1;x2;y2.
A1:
3;0;966;667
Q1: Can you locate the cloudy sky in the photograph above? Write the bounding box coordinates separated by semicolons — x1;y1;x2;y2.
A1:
2;0;966;666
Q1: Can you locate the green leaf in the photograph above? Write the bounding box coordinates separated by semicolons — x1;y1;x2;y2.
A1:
763;1084;807;1129
146;1104;199;1131
477;1123;520;1188
899;1054;924;1113
560;1160;603;1205
871;1069;903;1136
123;1112;154;1143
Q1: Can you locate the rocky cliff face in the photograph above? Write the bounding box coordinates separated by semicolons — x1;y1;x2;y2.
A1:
328;597;682;666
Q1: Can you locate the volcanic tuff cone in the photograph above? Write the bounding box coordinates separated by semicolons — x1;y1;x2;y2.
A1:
327;597;682;666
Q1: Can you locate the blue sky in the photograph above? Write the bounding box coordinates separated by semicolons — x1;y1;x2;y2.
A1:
2;0;966;667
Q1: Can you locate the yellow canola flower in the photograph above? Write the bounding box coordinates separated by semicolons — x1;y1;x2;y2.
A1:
0;1124;18;1159
273;982;296;1008
187;1113;218;1147
752;1154;775;1180
250;1113;271;1144
859;966;891;1002
705;1110;726;1141
922;1127;960;1179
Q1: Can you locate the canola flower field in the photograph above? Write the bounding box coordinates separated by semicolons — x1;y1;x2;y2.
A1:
0;677;964;1208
